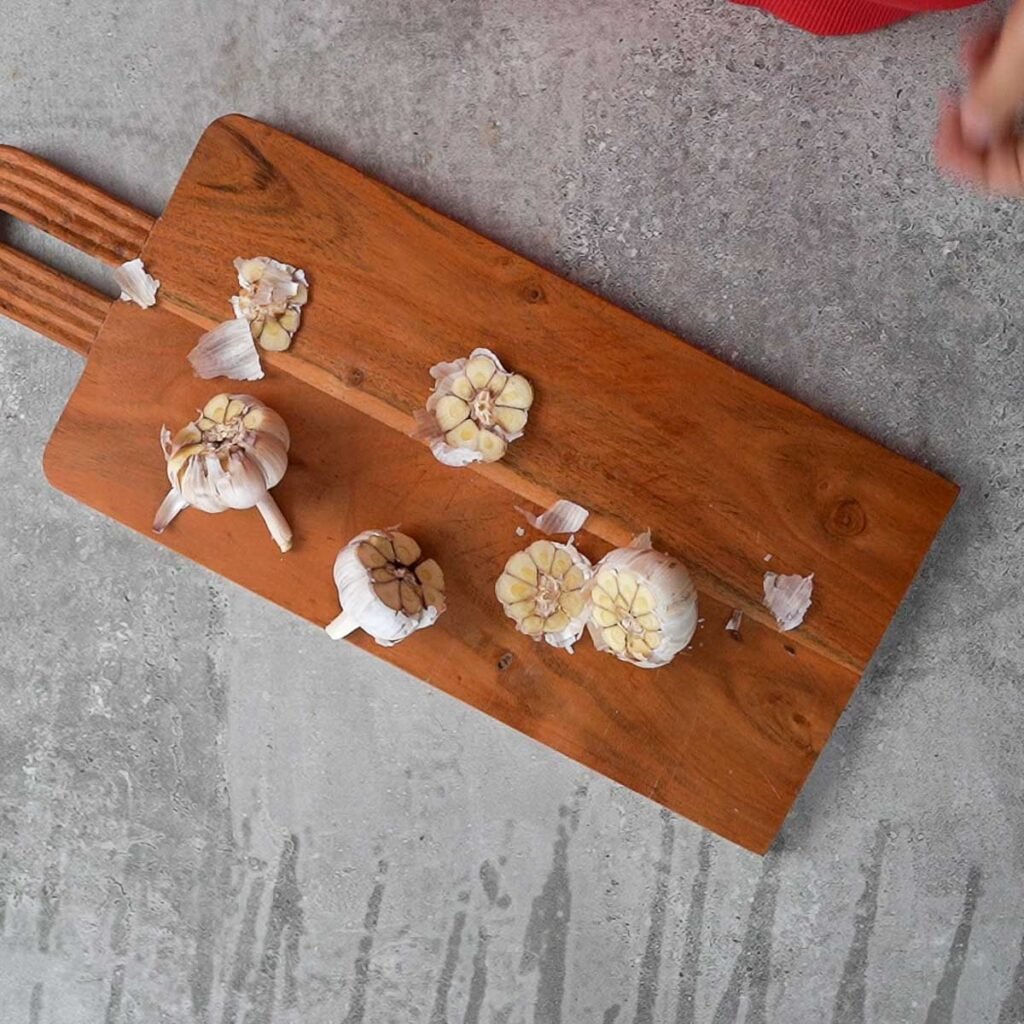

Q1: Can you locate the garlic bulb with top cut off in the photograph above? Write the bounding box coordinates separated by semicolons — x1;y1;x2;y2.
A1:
327;529;446;646
419;348;534;466
232;257;309;352
587;532;697;668
153;393;293;552
495;540;593;651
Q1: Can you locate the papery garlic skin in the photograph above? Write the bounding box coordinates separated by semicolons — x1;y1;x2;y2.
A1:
421;348;534;466
495;540;592;651
327;530;445;646
762;572;813;631
587;534;697;669
231;257;308;352
516;499;589;536
153;393;293;552
188;318;264;381
114;258;159;308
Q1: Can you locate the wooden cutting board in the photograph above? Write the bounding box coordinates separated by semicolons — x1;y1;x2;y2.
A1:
0;117;957;853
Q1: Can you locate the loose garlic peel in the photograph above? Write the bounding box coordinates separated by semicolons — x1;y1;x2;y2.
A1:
231;257;309;352
421;348;534;466
327;530;446;646
153;393;293;552
495;540;593;651
587;534;698;669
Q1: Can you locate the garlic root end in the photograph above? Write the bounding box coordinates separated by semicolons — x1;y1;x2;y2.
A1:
256;494;293;552
325;609;359;640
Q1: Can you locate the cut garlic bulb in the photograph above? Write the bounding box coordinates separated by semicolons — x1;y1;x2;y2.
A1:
420;348;534;466
327;529;446;646
495;540;593;651
153;393;292;552
114;258;159;308
587;533;697;669
231;257;309;352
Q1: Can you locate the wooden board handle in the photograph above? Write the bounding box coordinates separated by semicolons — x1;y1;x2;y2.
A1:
0;146;155;265
0;243;111;357
0;148;158;355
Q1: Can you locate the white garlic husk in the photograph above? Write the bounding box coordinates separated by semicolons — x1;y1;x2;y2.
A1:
327;529;446;647
587;532;698;669
114;258;160;308
231;257;309;352
153;393;293;552
418;348;535;466
188;318;265;381
762;572;813;631
495;540;593;651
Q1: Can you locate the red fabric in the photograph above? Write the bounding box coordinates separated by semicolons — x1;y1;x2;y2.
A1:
731;0;984;35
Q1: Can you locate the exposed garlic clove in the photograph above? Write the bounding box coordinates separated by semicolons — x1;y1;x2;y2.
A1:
326;529;446;646
586;533;697;669
231;257;309;351
114;258;160;308
153;393;292;552
420;348;535;467
763;572;813;631
188;318;265;381
495;539;593;651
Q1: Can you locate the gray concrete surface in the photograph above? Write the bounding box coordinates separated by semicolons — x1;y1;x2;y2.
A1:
1;0;1022;1020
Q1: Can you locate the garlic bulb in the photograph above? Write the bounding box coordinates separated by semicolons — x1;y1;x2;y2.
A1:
587;533;697;668
327;530;446;646
231;257;309;352
153;393;293;552
114;258;159;308
420;348;534;466
495;540;592;650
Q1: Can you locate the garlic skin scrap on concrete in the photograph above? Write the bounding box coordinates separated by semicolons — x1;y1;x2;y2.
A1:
495;540;593;651
587;532;698;669
327;529;446;647
421;348;535;466
232;256;309;352
153;393;293;552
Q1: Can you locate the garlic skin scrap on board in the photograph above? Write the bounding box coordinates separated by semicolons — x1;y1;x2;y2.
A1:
762;572;814;631
153;393;293;552
587;533;698;669
495;540;593;650
420;348;535;466
327;530;446;646
232;257;309;352
114;258;159;308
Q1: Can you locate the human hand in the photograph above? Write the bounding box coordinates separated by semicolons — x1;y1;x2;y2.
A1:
936;8;1024;195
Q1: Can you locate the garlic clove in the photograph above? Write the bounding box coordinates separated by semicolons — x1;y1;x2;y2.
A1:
504;551;539;586
592;587;615;610
495;407;528;435
203;394;232;423
476;430;507;462
435;396;470;432
451;376;475;401
376;579;403;611
236;257;266;283
495;375;534;410
545;609;570;633
496;572;536;604
604;625;628;652
487;371;509;397
618;572;639;608
259;319;292;352
465;354;498;389
278;308;301;334
521;615;545;636
549;546;574;579
415;558;444;589
560;590;587;619
446;420;480;449
368;534;397;561
562;565;587;592
390;532;422;566
225;398;247;421
528;540;556;574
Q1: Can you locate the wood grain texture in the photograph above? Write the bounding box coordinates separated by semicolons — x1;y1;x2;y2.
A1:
140;115;958;674
45;302;860;853
0;146;154;265
0;242;110;356
35;115;957;852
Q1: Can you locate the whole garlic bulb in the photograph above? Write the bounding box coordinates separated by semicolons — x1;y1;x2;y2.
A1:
495;540;593;651
153;393;293;552
327;529;446;646
420;348;534;466
587;533;697;669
